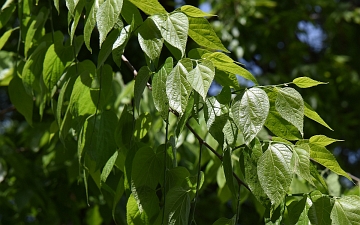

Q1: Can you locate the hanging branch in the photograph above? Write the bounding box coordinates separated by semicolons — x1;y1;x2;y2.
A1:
121;54;251;192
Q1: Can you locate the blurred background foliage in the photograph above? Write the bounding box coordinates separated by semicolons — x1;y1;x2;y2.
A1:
0;0;359;224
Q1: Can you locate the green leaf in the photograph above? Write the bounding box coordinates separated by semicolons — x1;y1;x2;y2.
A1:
232;87;269;145
151;12;188;57
53;0;60;14
291;145;314;185
285;196;311;225
216;86;231;105
43;43;74;94
223;147;237;198
100;151;118;184
186;59;215;100
134;66;151;111
166;58;193;115
8;75;33;126
65;0;79;16
204;52;258;85
188;48;211;59
98;29;121;68
153;57;172;119
257;143;293;207
308;195;333;225
112;25;132;67
309;135;343;147
133;113;152;141
180;5;216;17
214;69;240;90
131;146;163;189
127;189;159;225
176;93;194;136
121;0;143;29
293;77;327;88
166;167;190;191
138;18;163;60
265;88;301;140
275;87;304;136
69;60;97;117
96;0;123;47
164;187;191;225
0;0;16;29
0;27;16;50
24;8;48;58
212;216;236;225
22;41;49;95
128;0;166;15
304;101;333;130
81;111;118;169
188;17;228;52
223;117;238;147
69;0;85;44
239;139;269;205
330;196;360;225
309;143;351;180
84;0;99;53
309;163;329;193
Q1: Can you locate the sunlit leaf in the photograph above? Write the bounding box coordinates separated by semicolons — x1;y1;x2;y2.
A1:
84;0;99;53
151;12;188;57
309;135;343;147
134;66;151;111
128;0;166;15
275;87;304;136
186;59;215;100
188;17;228;52
257;143;293;207
153;57;172;119
138;18;163;60
112;25;132;67
180;5;216;17
291;145;314;185
164;187;191;225
232;87;269;145
100;151;118;184
330;196;360;225
304;102;333;130
96;0;123;47
166;58;193;115
293;77;327;88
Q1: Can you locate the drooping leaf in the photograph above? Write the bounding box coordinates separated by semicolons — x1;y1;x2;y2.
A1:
275;87;304;136
112;25;132;67
166;58;193;115
0;27;16;50
188;17;228;52
84;0;99;53
127;189;159;225
293;77;327;88
239;139;269;205
204;52;257;85
164;187;191;225
291;145;314;185
8;75;33;126
214;69;240;90
128;0;166;15
223;147;237;198
285;196;311;225
309;143;351;180
265;88;301;140
166;167;190;191
98;29;121;68
133;113;152;141
121;0;143;29
65;0;79;16
96;0;123;47
222;117;238;147
151;12;188;57
308;194;333;225
43;43;74;95
69;0;85;44
180;5;216;17
309;135;343;147
232;87;269;145
24;7;48;58
138;18;163;60
330;196;360;225
304;102;333;130
153;57;172;119
81;111;118;169
216;86;231;105
101;151;118;184
0;0;16;29
134;66;151;111
176;93;194;136
257;143;293;207
186;59;215;100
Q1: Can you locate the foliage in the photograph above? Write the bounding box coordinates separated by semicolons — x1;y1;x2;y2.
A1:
0;0;359;224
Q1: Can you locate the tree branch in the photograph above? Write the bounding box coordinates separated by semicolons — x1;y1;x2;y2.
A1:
121;54;251;192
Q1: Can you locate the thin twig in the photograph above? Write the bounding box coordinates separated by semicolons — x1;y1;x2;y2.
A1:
0;106;16;119
121;55;152;90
